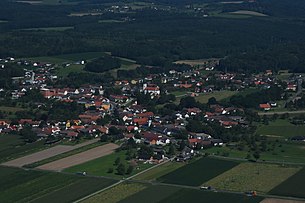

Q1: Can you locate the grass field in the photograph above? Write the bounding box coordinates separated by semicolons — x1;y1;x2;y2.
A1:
56;64;85;77
133;161;184;181
204;142;305;164
0;166;116;203
0;106;26;113
64;150;152;178
256;119;305;138
205;163;301;193
119;185;263;203
24;141;103;168
0;134;48;163
269;167;305;198
83;183;147;203
21;26;74;31
230;10;268;17
158;157;239;186
195;91;238;103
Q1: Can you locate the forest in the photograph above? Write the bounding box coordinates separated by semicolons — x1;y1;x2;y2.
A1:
1;0;305;72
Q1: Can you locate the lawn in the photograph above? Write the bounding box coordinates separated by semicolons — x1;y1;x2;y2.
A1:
256;119;305;138
119;185;263;203
269;167;305;198
64;150;152;178
0;166;116;203
83;183;147;203
0;134;48;163
56;64;85;77
133;161;184;181
205;163;301;193
195;91;238;103
158;157;239;186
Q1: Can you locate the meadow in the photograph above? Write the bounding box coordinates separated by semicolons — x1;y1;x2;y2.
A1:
0;166;116;203
158;157;239;186
64;150;152;178
0;134;48;163
205;163;301;193
269;167;305;198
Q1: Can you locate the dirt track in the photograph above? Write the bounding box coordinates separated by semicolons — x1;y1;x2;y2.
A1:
1;139;99;167
261;198;305;203
37;143;119;171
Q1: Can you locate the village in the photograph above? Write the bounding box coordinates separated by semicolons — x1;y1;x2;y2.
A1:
1;56;304;166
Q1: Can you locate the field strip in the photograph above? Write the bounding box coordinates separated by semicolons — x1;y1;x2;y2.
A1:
261;198;305;203
37;143;119;171
1;139;99;167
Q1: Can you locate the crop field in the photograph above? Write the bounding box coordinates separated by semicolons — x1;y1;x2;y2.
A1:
0;166;116;203
0;134;48;163
158;157;239;186
256;119;305;138
119;185;263;203
65;150;152;178
133;161;184;181
205;163;301;193
269;167;305;198
83;183;147;203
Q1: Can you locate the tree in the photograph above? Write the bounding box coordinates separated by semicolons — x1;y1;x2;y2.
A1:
179;140;186;151
114;157;121;166
20;125;37;143
116;163;126;175
126;165;134;175
138;145;153;160
207;97;217;105
168;144;176;156
100;134;108;142
107;168;114;173
253;151;260;161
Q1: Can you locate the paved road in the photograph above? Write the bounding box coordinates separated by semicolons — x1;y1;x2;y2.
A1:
1;139;99;167
37;143;119;171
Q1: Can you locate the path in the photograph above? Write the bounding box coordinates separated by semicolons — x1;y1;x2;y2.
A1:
1;139;99;167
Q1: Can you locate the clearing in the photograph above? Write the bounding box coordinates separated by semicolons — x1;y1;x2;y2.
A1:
37;143;118;171
205;162;301;193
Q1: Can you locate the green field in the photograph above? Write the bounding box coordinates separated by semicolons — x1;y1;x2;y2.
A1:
133;161;184;181
119;185;263;203
195;91;238;103
83;183;147;203
0;166;116;203
56;64;85;77
205;163;301;193
0;134;48;163
256;119;305;138
269;167;305;198
21;26;74;31
64;150;152;178
0;106;26;113
204;142;305;164
158;157;239;186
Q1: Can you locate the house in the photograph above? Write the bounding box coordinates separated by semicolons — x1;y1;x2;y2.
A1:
143;84;160;96
141;131;170;146
259;103;271;111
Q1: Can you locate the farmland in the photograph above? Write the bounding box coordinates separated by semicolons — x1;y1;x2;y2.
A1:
133;161;184;181
158;157;239;186
0;134;48;163
82;183;147;203
65;150;152;178
0;166;116;203
269;167;305;198
205;163;301;193
118;185;263;203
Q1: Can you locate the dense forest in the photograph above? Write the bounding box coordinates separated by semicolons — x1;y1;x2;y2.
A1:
1;0;305;72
